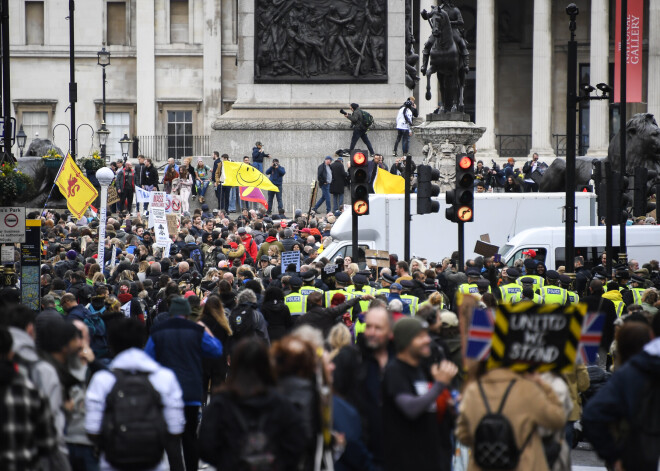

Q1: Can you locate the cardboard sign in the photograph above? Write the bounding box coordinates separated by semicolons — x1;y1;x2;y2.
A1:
474;240;499;258
488;302;586;373
281;250;301;273
365;249;390;268
166;214;180;237
151;208;169;247
107;186;120;206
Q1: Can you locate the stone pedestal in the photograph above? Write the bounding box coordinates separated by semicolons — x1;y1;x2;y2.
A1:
413;114;485;192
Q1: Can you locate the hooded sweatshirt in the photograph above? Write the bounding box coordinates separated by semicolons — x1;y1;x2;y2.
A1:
583;337;660;470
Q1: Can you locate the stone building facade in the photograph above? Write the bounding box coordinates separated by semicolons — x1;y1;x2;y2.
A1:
7;0;660;209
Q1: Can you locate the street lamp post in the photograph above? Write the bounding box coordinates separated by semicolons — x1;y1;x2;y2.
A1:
97;122;110;163
16;124;26;157
97;45;110;161
95;167;115;268
119;134;132;163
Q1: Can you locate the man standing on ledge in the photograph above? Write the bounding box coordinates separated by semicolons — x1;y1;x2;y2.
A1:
342;103;375;156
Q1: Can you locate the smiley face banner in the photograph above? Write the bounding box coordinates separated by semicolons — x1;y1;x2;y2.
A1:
222;161;280;192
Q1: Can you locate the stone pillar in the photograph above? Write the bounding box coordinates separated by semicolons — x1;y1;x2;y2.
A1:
136;0;156;136
475;0;498;158
586;0;610;157
418;0;438;117
648;1;660;120
203;0;223;131
529;0;555;158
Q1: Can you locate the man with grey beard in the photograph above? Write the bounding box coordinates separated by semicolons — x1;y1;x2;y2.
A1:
355;305;395;467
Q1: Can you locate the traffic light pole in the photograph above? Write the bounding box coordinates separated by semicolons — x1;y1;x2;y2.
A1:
618;0;628;264
605;161;614;277
352;212;358;266
458;221;465;273
404;154;412;262
565;6;578;275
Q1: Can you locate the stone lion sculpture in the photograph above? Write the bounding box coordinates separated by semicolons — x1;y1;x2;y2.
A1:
539;113;660;192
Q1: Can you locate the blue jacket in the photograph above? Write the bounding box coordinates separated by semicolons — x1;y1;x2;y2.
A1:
387;293;410;314
333;395;376;471
252;147;267;163
582;340;660;470
146;316;223;405
265;165;286;186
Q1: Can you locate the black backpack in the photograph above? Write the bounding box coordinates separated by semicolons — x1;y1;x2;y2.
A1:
100;369;169;470
229;304;258;341
361;110;374;130
473;379;533;470
232;404;275;471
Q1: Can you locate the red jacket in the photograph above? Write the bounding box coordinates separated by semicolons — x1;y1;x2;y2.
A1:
242;234;258;261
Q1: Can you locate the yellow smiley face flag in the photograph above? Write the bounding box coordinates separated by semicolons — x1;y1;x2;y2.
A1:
55;154;99;219
222;161;280;192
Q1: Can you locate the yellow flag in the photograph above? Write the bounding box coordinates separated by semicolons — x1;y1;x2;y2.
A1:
222;161;279;192
373;167;405;194
55;155;99;219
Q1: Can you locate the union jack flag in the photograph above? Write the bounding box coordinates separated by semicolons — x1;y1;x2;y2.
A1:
577;313;604;365
466;308;495;361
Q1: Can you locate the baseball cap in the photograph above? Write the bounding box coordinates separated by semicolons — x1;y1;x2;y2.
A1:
523;249;537;257
390;282;403;290
237;227;247;235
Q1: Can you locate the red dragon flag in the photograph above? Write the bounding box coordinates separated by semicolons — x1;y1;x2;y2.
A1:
55;154;99;219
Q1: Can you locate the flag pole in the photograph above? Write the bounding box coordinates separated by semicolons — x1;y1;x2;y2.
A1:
41;155;70;216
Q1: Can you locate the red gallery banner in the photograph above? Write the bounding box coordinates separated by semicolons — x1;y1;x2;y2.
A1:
614;0;643;103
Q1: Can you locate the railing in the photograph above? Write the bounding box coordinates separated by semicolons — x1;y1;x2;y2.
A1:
495;134;532;157
134;135;210;162
553;134;589;156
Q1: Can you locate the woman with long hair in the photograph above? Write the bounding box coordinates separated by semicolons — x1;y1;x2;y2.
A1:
177;166;194;213
198;339;306;470
198;295;233;395
163;164;179;194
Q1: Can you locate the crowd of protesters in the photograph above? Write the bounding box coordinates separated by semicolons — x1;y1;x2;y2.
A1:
1;148;660;471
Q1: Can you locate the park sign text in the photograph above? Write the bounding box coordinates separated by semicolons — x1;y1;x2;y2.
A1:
0;207;26;243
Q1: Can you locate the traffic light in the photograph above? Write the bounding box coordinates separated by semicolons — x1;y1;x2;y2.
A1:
633;167;657;216
445;153;475;223
593;160;607;221
350;149;369;216
417;164;440;214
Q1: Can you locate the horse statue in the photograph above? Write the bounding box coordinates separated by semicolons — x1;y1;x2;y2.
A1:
420;5;468;112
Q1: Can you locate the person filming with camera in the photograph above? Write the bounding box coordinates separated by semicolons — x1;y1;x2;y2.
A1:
341;103;376;156
265;158;285;215
393;97;416;157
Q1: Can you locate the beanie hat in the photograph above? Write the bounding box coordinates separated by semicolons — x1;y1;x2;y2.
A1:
66;250;77;260
350;103;359;109
169;296;192;318
41;319;79;353
393;317;428;353
185;235;195;244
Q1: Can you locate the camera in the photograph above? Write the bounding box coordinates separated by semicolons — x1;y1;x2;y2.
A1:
340;109;347;115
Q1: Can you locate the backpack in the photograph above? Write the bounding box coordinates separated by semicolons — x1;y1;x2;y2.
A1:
84;313;109;358
473;379;533;470
361;110;374;130
232;403;275;471
101;370;169;471
191;247;204;273
229;304;258;341
629;375;660;466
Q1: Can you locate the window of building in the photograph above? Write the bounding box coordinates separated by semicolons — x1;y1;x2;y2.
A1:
167;110;192;159
107;1;127;46
25;1;44;45
105;112;130;158
170;0;189;44
22;111;49;148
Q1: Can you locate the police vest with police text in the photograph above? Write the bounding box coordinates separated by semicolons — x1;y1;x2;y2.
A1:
516;274;545;290
285;292;307;316
631;287;645;305
540;285;568;305
300;285;324;297
567;290;580;306
400;294;419;315
457;283;479;295
499;283;522;303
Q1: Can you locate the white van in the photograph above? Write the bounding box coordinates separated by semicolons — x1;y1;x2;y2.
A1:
499;225;660;269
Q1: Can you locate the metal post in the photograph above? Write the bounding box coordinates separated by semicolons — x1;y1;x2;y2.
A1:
351;212;358;266
100;67;107;160
1;0;13;163
605;161;613;277
565;6;578;275
458;221;465;273
97;184;108;266
68;0;77;160
404;154;412;261
619;0;627;263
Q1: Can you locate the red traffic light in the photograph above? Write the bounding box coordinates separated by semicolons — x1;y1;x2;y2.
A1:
458;155;473;170
353;200;369;215
353;152;367;166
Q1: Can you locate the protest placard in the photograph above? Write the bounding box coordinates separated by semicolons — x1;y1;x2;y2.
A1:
166;214;180;237
281;251;300;273
107;186;120;206
323;264;338;274
365;249;390;268
487;302;587;373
